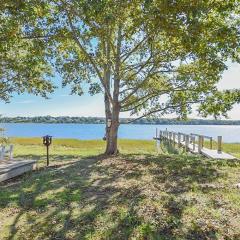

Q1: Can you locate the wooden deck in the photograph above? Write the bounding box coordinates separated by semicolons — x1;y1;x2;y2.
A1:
198;148;235;160
0;160;37;182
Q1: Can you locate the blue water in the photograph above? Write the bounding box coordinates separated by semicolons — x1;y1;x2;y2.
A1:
0;123;240;143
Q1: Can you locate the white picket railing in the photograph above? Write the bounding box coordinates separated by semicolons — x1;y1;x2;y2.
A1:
0;145;14;160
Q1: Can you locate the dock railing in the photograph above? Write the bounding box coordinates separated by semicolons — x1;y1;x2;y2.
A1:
155;129;223;155
190;133;213;150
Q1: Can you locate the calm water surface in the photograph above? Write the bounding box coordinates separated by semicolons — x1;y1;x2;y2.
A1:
1;123;240;143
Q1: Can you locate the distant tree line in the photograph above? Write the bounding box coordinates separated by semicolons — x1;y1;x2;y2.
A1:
0;116;239;125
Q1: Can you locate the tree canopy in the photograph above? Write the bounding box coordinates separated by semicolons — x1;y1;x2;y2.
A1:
0;0;54;102
1;0;240;153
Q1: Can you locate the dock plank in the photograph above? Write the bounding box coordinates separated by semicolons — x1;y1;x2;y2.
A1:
200;148;236;160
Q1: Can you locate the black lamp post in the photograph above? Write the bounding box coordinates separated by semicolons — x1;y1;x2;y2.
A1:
43;135;52;166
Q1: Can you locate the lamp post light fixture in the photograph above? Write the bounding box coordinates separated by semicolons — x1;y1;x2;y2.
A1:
107;119;112;128
42;135;52;166
103;119;112;141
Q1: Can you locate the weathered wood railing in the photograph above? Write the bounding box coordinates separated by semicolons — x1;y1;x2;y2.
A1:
190;133;213;150
154;129;235;159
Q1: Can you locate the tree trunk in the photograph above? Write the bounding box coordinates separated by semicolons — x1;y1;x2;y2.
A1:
104;24;122;155
105;105;120;155
105;119;119;155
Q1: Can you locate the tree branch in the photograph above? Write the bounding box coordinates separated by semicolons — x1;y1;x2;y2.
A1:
113;24;122;104
127;100;202;123
61;0;114;104
120;91;168;112
119;64;156;105
121;36;148;62
0;34;56;42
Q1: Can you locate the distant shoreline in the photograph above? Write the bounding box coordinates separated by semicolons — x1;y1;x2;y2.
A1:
0;116;240;125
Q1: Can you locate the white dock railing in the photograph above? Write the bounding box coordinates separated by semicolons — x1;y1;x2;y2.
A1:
154;129;235;160
0;145;14;160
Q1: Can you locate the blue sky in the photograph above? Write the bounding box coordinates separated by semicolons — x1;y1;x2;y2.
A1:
1;62;240;119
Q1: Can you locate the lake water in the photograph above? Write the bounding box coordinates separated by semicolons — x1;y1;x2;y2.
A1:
0;123;240;143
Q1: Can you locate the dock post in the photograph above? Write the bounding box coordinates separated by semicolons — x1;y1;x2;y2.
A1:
169;132;172;143
158;131;161;146
173;132;176;146
178;133;181;148
217;136;222;154
9;145;14;160
192;136;196;151
198;136;202;153
210;137;213;149
201;136;204;148
185;135;189;151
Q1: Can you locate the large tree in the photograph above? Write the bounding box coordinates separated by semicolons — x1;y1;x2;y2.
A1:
0;1;54;102
2;0;240;154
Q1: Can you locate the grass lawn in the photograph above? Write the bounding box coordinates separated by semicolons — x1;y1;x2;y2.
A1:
0;138;240;239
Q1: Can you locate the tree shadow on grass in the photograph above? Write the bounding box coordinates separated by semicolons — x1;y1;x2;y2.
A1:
0;153;239;239
14;153;84;162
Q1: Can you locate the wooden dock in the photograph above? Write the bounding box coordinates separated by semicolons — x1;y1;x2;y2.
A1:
0;160;37;182
154;129;236;160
